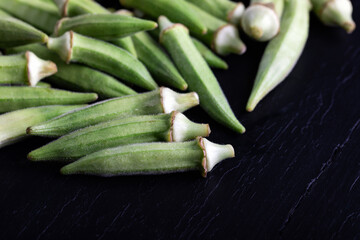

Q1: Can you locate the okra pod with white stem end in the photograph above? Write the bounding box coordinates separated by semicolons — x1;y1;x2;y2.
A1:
0;9;49;48
28;87;199;137
191;38;228;70
0;0;61;34
183;1;246;56
28;112;210;161
53;0;108;17
47;31;157;90
159;17;245;134
241;0;284;42
0;105;85;149
0;86;97;113
311;0;355;33
246;0;311;112
0;51;57;87
60;137;234;177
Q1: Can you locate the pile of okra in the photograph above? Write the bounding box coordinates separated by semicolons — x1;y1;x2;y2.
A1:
0;0;355;177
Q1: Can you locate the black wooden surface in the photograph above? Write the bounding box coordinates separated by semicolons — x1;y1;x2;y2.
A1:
1;0;359;239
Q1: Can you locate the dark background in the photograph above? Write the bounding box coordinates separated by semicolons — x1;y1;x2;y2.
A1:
1;0;359;239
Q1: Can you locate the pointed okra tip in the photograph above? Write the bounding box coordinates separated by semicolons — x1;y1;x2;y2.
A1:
47;31;73;63
160;87;199;114
170;111;211;142
26;51;58;86
213;24;247;56
199;137;235;177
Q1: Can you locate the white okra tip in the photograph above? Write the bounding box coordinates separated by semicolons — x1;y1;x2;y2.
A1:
160;87;199;113
26;51;58;86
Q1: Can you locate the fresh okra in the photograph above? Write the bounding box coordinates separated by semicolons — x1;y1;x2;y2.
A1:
246;0;311;112
0;0;61;34
132;31;188;90
60;137;234;177
0;51;57;87
53;0;108;17
186;0;245;26
0;9;49;48
183;1;247;56
0;86;97;113
28;112;210;161
54;14;158;41
0;105;85;149
159;17;245;134
47;31;158;90
120;0;207;35
7;44;136;99
241;0;284;42
191;38;229;70
311;0;356;33
27;87;199;137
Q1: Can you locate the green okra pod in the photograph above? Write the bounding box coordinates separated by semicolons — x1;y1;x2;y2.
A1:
0;51;57;87
311;0;355;33
28;111;210;161
0;105;84;149
183;1;246;56
0;0;61;34
53;0;108;17
132;31;188;90
0;9;49;48
60;137;234;177
7;44;136;99
0;86;97;113
110;37;137;58
246;0;311;112
47;31;158;90
27;87;199;137
120;0;207;35
191;38;228;70
241;0;284;42
54;14;158;41
159;17;245;134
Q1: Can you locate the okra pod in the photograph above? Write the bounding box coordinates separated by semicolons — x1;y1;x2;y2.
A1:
159;17;245;134
183;1;246;56
246;0;311;112
311;0;355;33
0;105;84;149
132;31;188;90
28;112;210;161
120;0;207;35
27;87;199;137
7;44;136;98
47;31;158;90
110;38;138;58
191;38;228;70
0;51;57;87
60;137;234;177
53;0;108;17
0;9;49;48
54;14;158;40
0;0;61;34
241;0;284;42
0;86;97;113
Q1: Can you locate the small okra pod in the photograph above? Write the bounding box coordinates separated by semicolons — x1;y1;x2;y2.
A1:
54;14;158;41
0;51;57;87
311;0;355;33
159;17;245;134
0;86;97;113
60;137;234;177
132;31;188;90
120;0;207;35
7;44;136;99
27;87;199;137
183;1;246;56
0;9;49;48
241;0;284;42
191;37;228;70
0;105;85;149
0;0;61;34
47;31;158;90
246;0;311;112
53;0;108;17
28;112;210;161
